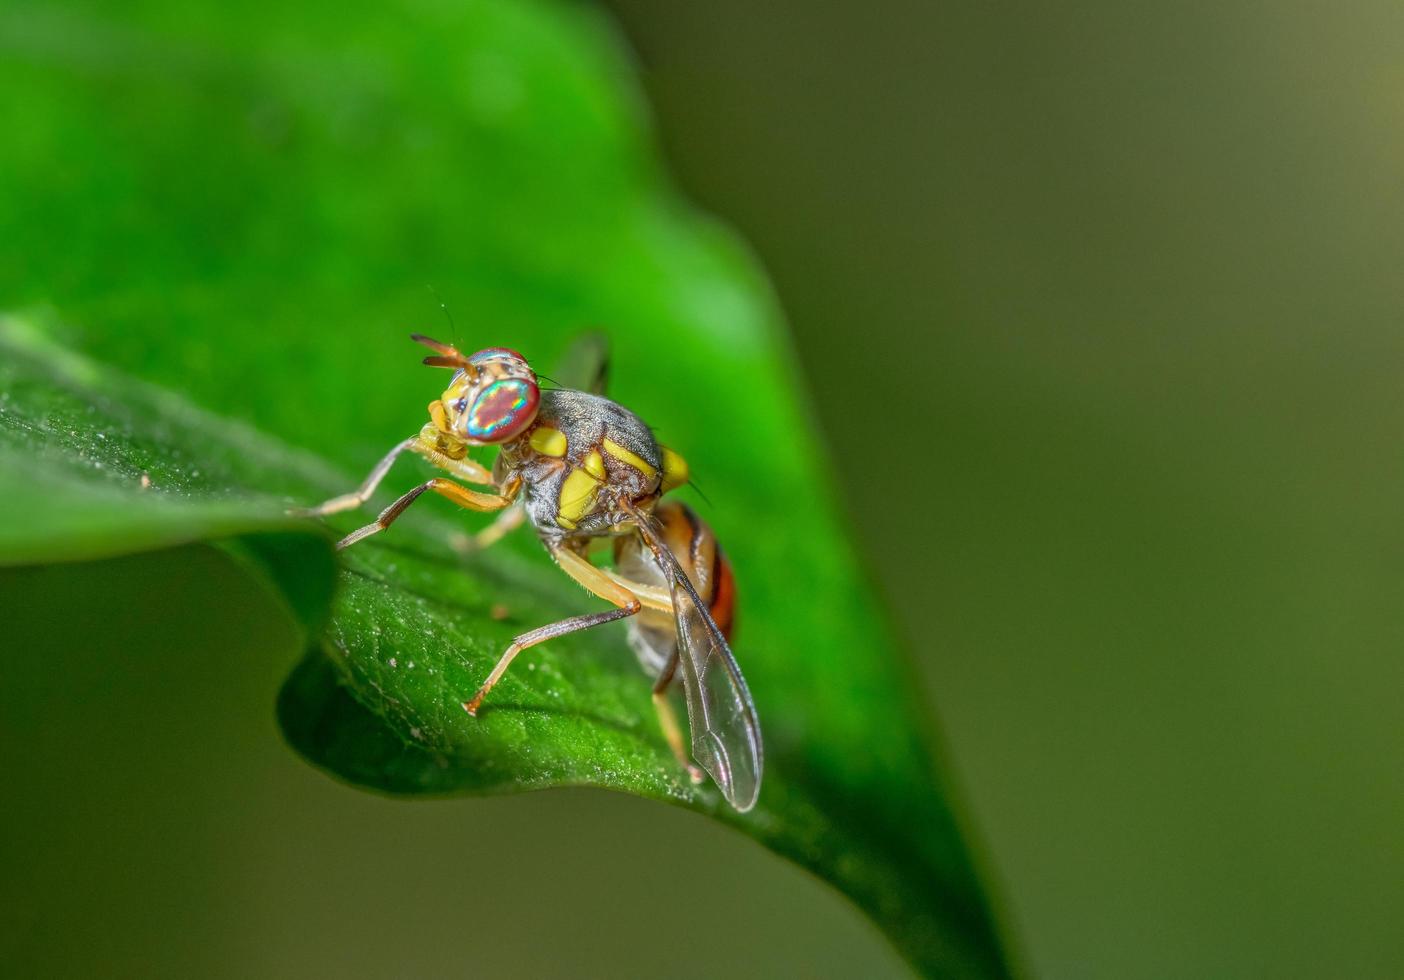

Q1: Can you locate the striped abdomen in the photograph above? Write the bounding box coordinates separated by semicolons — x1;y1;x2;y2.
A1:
614;500;735;677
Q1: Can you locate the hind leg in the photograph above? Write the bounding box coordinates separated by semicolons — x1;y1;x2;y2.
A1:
652;648;704;784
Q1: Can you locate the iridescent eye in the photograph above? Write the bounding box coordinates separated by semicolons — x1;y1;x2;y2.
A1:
462;377;539;443
469;347;529;368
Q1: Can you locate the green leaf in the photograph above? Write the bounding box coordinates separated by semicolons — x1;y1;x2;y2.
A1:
0;3;1011;975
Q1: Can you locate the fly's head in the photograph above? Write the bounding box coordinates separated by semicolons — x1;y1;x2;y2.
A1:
412;334;540;446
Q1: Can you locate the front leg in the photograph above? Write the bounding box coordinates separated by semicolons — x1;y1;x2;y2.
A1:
336;478;511;550
296;436;418;517
413;445;495;486
297;433;497;519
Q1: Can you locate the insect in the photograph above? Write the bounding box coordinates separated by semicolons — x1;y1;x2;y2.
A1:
301;334;762;812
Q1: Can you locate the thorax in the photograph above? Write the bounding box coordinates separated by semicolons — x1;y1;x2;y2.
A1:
500;389;665;537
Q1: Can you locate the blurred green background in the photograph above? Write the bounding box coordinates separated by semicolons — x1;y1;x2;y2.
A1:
603;1;1404;976
3;0;1403;977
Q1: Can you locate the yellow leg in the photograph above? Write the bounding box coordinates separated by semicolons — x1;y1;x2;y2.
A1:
336;478;509;550
462;601;641;715
652;649;704;783
297;431;496;520
463;542;650;714
600;570;673;612
472;501;527;550
554;547;671;614
549;545;662;607
465;541;702;784
296;436;418;517
412;439;495;486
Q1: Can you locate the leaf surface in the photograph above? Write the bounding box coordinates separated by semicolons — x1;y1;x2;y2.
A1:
0;3;1011;974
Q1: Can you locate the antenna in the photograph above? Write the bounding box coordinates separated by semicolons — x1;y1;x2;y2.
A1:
425;284;458;338
410;334;477;376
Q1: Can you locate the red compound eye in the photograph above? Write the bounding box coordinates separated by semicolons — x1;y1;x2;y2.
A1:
469;347;529;367
462;377;539;443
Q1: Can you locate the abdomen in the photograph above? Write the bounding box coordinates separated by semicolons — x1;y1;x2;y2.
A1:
613;501;735;677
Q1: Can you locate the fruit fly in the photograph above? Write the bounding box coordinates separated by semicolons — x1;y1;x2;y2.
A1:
301;335;762;812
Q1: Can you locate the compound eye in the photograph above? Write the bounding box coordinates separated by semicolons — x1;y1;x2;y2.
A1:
462;377;539;443
469;347;529;369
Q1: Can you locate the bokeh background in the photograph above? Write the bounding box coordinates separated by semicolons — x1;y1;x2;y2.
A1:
5;1;1403;977
601;1;1404;976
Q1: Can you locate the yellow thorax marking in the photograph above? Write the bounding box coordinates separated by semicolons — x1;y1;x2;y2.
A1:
530;425;567;457
557;467;600;527
602;438;657;479
583;449;607;480
661;446;689;491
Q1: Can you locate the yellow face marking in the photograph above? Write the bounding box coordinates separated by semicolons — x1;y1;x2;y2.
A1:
530;426;567;457
601;438;657;479
557;466;601;526
661;446;689;491
583;449;607;480
427;400;448;431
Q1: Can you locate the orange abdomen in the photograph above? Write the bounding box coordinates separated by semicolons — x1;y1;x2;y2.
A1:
613;500;736;677
649;500;735;640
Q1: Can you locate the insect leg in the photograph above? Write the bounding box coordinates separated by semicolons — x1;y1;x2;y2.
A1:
600;570;672;612
549;543;674;610
464;543;647;714
335;478;509;550
652;650;705;784
471;501;526;550
296;436;418;517
412;440;495;486
462;604;639;716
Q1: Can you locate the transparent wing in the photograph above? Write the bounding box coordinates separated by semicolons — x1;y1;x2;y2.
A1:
554;331;610;396
630;511;763;811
